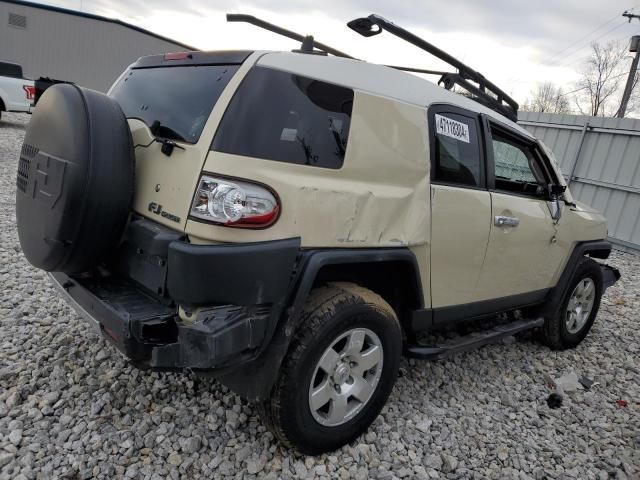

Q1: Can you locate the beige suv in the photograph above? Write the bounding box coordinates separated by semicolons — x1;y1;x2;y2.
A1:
15;14;619;454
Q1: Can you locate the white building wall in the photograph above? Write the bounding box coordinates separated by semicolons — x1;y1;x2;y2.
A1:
0;1;190;91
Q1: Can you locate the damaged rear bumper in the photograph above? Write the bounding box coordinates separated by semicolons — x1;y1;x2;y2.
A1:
48;222;300;371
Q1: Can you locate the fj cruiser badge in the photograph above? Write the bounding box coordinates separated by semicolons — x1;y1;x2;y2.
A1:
148;202;181;223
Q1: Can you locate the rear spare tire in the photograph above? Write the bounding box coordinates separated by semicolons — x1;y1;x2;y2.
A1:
16;84;134;274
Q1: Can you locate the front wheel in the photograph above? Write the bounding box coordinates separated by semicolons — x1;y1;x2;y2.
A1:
541;257;603;350
258;283;402;454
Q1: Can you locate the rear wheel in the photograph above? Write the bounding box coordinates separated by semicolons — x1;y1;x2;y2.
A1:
258;283;402;454
541;258;603;349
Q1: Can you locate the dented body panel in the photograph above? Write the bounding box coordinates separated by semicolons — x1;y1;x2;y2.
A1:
190;92;430;247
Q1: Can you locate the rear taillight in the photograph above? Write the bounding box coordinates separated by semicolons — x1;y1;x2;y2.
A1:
190;175;280;228
23;85;35;101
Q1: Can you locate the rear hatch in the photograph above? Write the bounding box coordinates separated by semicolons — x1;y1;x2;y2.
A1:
109;51;252;231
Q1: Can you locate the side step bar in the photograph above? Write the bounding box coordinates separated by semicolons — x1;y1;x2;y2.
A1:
406;317;544;360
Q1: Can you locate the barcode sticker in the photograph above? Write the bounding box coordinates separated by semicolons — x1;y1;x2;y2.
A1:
435;114;470;143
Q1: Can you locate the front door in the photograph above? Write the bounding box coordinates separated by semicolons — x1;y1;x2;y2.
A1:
476;123;566;301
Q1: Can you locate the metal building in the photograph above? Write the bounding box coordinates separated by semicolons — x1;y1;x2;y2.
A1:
0;0;194;92
519;111;640;253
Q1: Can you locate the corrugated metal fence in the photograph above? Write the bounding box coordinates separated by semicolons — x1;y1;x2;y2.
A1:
518;111;640;252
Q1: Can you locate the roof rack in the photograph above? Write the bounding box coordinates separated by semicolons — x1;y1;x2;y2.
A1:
227;14;449;76
347;15;519;121
227;14;354;59
227;13;519;121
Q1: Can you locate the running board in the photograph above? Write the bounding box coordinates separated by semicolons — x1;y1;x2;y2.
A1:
406;317;544;360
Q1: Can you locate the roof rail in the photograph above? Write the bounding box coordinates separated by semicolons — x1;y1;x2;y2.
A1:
347;14;519;121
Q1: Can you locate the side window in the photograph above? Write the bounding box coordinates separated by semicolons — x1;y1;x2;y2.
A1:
432;112;482;187
491;130;548;197
212;67;354;169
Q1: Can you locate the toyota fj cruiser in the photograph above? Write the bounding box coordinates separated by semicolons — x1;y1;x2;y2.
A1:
15;14;620;454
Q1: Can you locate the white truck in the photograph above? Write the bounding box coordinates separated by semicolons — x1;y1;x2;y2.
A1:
0;61;34;120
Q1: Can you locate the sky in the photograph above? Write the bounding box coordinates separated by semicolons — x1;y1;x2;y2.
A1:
31;0;640;106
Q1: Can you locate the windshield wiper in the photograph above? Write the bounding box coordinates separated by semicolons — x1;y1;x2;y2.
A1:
148;120;187;156
150;120;186;142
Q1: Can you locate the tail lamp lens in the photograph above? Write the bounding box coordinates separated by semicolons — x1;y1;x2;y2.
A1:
23;85;35;101
190;175;279;227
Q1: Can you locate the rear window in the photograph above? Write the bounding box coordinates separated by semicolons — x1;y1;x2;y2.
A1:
0;62;23;78
212;67;354;169
110;65;239;144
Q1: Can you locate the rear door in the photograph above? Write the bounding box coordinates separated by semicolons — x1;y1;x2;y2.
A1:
429;105;492;310
476;122;566;301
108;52;251;231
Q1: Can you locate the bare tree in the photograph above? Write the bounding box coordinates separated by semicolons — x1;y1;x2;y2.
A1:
575;41;628;117
522;82;571;113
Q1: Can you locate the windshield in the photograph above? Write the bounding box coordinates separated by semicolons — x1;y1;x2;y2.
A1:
110;65;239;144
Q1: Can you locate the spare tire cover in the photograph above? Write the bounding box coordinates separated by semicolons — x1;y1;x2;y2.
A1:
16;84;134;274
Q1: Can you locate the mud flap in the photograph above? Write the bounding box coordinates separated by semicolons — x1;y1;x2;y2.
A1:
600;264;621;290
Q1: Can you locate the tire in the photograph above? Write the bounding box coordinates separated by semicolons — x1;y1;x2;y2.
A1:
15;84;134;274
258;282;402;454
541;257;603;350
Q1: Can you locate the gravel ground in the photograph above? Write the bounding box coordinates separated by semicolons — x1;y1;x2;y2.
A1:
1;111;639;480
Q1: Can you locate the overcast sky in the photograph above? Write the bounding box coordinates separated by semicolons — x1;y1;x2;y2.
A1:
34;0;640;104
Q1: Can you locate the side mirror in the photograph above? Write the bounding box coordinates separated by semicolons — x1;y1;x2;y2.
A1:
548;196;563;221
549;184;567;197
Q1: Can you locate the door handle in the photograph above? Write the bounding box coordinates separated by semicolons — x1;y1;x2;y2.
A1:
495;215;520;227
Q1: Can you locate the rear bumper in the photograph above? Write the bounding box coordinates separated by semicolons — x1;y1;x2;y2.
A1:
49;220;300;370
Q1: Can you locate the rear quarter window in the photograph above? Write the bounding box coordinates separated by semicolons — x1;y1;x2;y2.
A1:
212;67;354;169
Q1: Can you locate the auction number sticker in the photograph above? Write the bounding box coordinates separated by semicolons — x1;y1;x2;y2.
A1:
435;114;470;143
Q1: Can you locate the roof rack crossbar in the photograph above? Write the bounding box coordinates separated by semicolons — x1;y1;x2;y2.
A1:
226;14;355;59
348;14;519;120
385;66;450;76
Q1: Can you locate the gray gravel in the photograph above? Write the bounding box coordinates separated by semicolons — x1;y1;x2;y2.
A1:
1;111;639;479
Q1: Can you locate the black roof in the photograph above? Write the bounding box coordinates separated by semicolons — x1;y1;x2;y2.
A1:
2;0;196;50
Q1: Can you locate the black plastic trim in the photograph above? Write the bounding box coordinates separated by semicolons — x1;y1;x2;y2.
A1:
540;240;613;317
432;288;550;326
411;288;549;331
212;247;424;401
290;248;424;320
50;271;176;361
601;264;621;289
167;237;301;307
